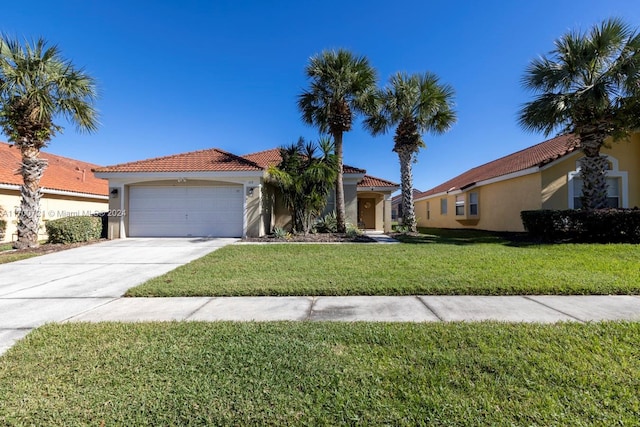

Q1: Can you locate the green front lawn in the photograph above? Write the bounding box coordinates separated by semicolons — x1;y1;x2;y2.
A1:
1;322;638;425
127;229;640;296
0;243;39;264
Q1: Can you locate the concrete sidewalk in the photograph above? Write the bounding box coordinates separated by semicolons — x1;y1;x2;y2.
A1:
3;294;640;355
64;295;640;324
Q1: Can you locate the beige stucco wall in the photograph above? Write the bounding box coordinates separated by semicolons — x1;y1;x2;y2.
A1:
476;173;541;231
344;182;358;225
416;173;542;232
603;134;640;208
0;189;108;243
542;134;640;209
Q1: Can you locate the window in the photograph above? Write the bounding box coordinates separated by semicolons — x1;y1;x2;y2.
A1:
426;202;430;220
440;198;447;215
469;192;479;216
573;177;620;209
568;155;627;209
455;195;465;216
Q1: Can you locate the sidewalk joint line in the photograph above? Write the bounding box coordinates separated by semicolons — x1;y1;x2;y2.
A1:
184;297;216;320
62;298;120;323
307;296;316;320
523;296;585;323
415;296;443;321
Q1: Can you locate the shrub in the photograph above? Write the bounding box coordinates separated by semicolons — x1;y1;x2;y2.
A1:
345;223;362;238
314;211;337;233
92;212;109;239
0;206;6;241
521;208;640;243
272;226;290;240
46;216;103;244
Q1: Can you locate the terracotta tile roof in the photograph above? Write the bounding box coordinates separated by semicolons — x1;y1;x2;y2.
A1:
392;189;422;203
417;134;579;198
358;175;399;188
0;142;108;197
241;148;282;169
241;148;367;174
95;148;263;173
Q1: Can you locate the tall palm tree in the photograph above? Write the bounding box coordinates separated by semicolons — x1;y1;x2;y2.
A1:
298;49;377;233
519;18;640;210
365;72;456;232
0;36;98;248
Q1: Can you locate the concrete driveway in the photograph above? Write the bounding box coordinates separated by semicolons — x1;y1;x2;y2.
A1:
0;238;236;354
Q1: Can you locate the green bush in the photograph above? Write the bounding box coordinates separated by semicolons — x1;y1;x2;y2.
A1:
0;206;6;241
521;209;640;243
314;211;337;233
46;216;103;244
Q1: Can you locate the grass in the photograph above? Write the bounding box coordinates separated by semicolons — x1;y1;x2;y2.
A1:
127;228;640;296
0;243;39;264
0;322;638;425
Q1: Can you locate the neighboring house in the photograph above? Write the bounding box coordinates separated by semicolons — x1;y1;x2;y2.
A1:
94;147;399;238
390;189;422;222
0;142;109;243
414;133;640;232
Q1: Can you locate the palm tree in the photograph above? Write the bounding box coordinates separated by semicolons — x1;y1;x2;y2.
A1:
519;18;640;210
0;36;98;248
365;72;456;232
298;49;377;233
267;137;338;234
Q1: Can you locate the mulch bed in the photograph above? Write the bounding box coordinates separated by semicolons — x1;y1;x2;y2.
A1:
0;239;106;256
242;232;376;243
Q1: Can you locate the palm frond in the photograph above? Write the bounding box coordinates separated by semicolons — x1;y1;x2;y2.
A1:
0;35;99;145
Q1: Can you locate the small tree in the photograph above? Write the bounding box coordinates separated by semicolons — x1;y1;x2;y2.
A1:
268;137;338;234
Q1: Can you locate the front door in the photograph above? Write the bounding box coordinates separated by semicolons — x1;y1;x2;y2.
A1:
357;198;376;229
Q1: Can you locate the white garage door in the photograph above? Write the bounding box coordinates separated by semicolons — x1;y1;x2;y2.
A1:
129;185;244;237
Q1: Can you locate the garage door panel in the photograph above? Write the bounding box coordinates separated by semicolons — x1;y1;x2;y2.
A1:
129;185;243;237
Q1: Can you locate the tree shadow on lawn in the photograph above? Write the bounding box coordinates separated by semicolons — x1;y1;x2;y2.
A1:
393;228;546;247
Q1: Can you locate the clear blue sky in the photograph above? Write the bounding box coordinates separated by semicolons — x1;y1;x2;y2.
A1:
3;0;640;191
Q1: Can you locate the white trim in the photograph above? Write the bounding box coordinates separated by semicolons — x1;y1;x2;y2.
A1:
357;186;399;193
538;150;582;171
567;155;629;209
94;171;265;181
242;183;248;238
118;185;126;239
0;183;108;200
414;191;447;202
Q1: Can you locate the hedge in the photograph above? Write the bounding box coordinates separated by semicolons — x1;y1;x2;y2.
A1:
521;209;640;243
46;216;103;244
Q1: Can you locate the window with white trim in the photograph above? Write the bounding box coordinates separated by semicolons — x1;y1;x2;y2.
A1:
568;155;628;209
469;192;479;216
455;195;465;216
572;177;620;209
440;198;447;215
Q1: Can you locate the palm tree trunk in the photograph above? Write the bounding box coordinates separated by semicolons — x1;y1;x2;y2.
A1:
14;149;47;249
397;149;417;232
579;132;609;210
333;131;347;233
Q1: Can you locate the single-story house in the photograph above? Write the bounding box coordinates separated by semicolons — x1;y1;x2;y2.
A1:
414;133;640;232
391;189;422;222
0;142;109;242
94;147;399;238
